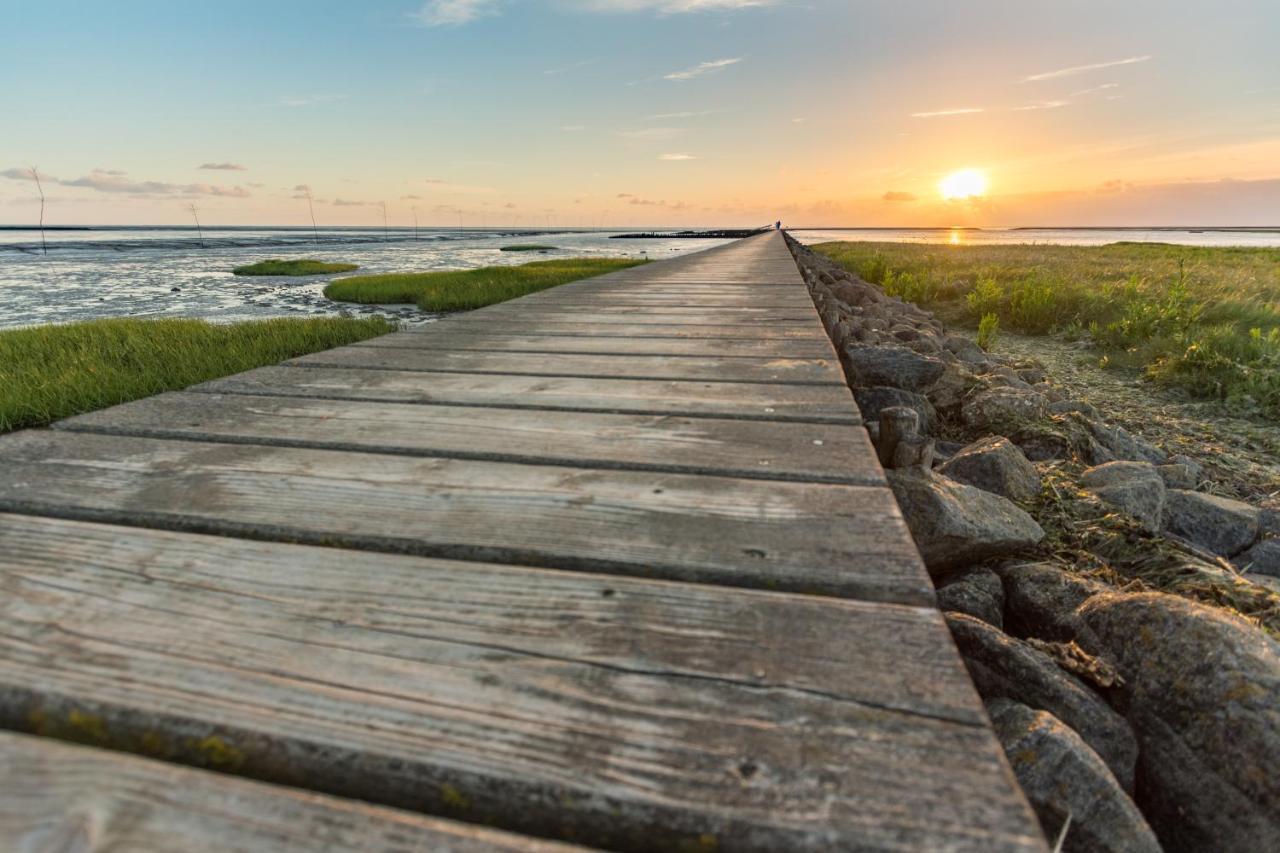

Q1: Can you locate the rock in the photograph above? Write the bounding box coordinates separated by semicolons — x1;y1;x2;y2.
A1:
993;562;1108;641
891;436;935;470
842;345;946;392
1157;462;1198;490
1235;538;1280;577
1016;366;1047;385
1048;399;1100;419
1169;453;1204;484
1081;461;1167;533
1260;507;1280;537
886;470;1044;573
925;362;973;416
1075;592;1280;852
875;406;920;468
986;699;1162;853
938;436;1041;503
936;567;1004;628
1082;419;1166;464
946;613;1137;790
852;387;937;435
932;440;966;465
1162;489;1260;557
1245;572;1280;594
961;387;1048;431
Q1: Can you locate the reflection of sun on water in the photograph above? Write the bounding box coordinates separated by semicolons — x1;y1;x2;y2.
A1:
939;169;988;200
949;229;963;245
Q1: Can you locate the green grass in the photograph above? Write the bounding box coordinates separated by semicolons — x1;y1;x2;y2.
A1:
324;257;647;312
500;244;557;252
814;240;1280;417
232;258;360;276
0;316;394;433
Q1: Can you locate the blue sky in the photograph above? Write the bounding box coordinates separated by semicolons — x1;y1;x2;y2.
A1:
2;0;1278;226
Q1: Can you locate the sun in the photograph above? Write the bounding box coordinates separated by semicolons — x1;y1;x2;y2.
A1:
939;169;988;200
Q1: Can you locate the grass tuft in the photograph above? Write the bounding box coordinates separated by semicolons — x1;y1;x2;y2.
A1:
0;316;394;432
324;257;647;312
232;259;359;276
815;240;1280;417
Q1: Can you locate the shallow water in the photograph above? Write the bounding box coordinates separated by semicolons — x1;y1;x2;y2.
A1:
0;227;730;330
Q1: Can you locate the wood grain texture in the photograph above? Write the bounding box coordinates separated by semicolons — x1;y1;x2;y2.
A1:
56;391;882;484
0;515;1045;853
192;366;862;423
427;320;828;339
0;430;929;604
289;345;848;384
0;732;583;853
350;332;834;359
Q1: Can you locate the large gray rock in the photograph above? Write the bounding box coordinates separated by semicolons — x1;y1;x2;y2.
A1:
946;613;1137;789
1157;463;1198;490
986;699;1161;853
842;344;945;392
1236;539;1280;577
1082;419;1167;464
993;561;1107;641
936;567;1004;628
961;387;1048;432
938;436;1042;503
853;386;937;435
925;361;974;416
1081;461;1167;533
1162;489;1260;557
1075;592;1280;852
886;470;1044;573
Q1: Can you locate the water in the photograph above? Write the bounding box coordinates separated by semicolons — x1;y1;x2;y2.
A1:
4;225;1278;330
792;227;1280;248
0;227;732;330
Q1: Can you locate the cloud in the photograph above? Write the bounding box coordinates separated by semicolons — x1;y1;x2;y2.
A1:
791;117;805;123
664;57;742;81
910;107;983;118
280;93;349;107
329;198;369;206
882;191;917;202
1069;82;1119;97
411;0;498;26
0;167;39;181
660;153;696;160
401;194;423;200
1012;100;1070;111
544;58;598;76
646;109;718;120
503;202;517;208
55;169;250;197
1023;55;1151;82
198;162;247;171
579;0;775;12
618;127;686;141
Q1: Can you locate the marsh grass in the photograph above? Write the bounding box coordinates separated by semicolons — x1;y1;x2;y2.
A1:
233;259;360;276
324;257;647;312
815;241;1280;416
0;316;394;432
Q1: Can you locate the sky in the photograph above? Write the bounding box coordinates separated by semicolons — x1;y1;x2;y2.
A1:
1;0;1278;228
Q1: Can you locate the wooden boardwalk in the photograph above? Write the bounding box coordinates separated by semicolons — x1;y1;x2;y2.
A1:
0;232;1046;851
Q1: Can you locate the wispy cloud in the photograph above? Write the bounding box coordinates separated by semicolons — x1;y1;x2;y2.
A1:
544;58;598;76
561;124;587;131
328;198;369;206
664;57;742;81
882;191;917;202
660;153;696;160
910;107;983;118
1023;55;1151;82
198;162;247;171
1012;100;1070;111
580;0;776;12
618;127;686;141
646;109;719;120
280;93;349;107
1069;82;1119;97
7;168;252;197
411;0;498;26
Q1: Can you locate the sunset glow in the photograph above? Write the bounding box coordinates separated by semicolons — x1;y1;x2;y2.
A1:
939;170;989;201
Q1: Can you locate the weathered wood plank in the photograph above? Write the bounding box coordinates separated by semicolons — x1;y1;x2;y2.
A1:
428;321;827;339
56;391;881;484
0;430;929;604
0;731;582;853
457;309;821;324
289;346;848;385
350;332;834;359
0;515;1045;852
192;366;861;423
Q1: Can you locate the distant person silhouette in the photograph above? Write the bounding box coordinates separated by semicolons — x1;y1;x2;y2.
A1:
775;220;782;230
